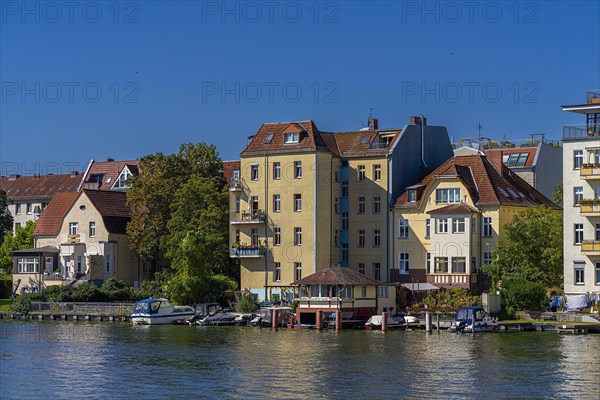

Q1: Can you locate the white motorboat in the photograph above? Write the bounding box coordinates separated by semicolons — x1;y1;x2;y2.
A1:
365;315;406;330
449;306;497;333
131;298;195;325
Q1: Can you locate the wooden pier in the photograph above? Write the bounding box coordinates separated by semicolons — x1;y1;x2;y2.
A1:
556;323;600;334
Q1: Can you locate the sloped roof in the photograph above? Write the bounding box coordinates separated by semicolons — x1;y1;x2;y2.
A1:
332;130;400;157
84;190;130;234
13;246;59;254
33;192;80;236
0;174;80;201
483;147;538;168
222;160;240;183
428;203;480;214
395;155;559;209
292;267;381;286
82;160;140;191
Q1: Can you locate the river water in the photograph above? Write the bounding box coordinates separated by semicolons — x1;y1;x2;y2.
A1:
0;320;598;399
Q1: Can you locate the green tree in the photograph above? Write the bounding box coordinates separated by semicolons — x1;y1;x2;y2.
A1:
0;190;13;244
552;183;563;206
483;206;562;290
0;221;36;271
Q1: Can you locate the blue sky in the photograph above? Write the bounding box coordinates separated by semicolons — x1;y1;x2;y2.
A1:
1;1;599;174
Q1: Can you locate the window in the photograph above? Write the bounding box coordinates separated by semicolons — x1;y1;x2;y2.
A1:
482;217;493;237
294;194;302;211
357;165;365;181
436;188;461;204
26;203;32;214
341;181;349;197
357;197;365;214
274;262;281;282
399;253;409;273
591;149;600;164
69;222;79;235
265;131;274;144
115;168;132;189
373;263;381;280
483;252;492;266
425;219;431;238
235;229;240;244
294;227;302;245
273;162;281;179
574;224;584;244
471;217;477;233
574;262;585;285
250;228;259;246
596;262;600;285
373;164;381;181
341;243;349;262
273;195;281;212
334;198;339;214
15;204;21;214
285;132;299;144
295;262;302;280
398;219;409;238
373;229;381;247
342;212;349;230
472;257;477;273
426;253;431;274
361;286;367;298
452;257;466;273
274;227;281;246
435;257;449;273
358;229;365;247
453;217;466;233
358;263;365;275
250;164;259;180
106;255;110;273
506;153;529;167
89;222;96;237
574;187;584;205
373;196;381;214
334;167;340;183
574;150;583;169
77;256;82;273
294;161;302;179
250;196;259;212
18;257;39;273
408;190;416;202
596;223;600;241
436;218;448;234
235;196;240;213
334;230;340;247
378;286;389;298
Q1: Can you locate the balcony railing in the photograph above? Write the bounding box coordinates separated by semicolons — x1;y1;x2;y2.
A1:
580;164;600;179
581;241;600;254
368;141;390;150
44;272;67;281
229;177;245;191
579;200;600;215
586;90;600;104
563;124;600;140
230;246;266;257
230;209;265;224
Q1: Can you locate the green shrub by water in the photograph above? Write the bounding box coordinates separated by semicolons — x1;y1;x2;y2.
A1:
502;277;547;316
236;294;258;312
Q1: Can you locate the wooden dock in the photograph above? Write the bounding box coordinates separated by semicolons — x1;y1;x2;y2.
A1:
556;323;600;334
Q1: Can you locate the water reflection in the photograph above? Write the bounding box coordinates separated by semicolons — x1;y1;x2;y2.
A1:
1;321;599;399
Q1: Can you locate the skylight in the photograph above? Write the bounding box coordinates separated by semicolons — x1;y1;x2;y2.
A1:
265;132;274;144
361;136;371;144
499;188;510;198
506;153;529;167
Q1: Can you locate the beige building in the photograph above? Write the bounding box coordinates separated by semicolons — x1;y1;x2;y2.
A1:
231;117;454;302
393;154;558;292
561;90;600;295
12;190;139;294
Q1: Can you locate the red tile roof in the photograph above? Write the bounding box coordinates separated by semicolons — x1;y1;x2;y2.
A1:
292;267;382;286
0;174;80;201
33;192;80;236
84;190;130;234
428;203;480;214
395;155;559;209
81;160;140;191
222;160;240;183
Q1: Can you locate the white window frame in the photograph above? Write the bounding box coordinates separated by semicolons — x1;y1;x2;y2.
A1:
294;161;302;179
15;204;22;215
452;257;466;273
373;263;381;281
425;219;431;238
357;165;365;181
285;132;299;144
373;229;381;247
89;221;96;237
274;263;281;282
398;219;409;238
574;224;584;244
294;227;302;246
373;196;381;214
273;162;281;180
399;253;409;274
250;164;259;181
274;227;281;246
436;188;461;204
294;194;302;212
358;229;365;247
574;187;584;205
295;262;302;280
482;217;493;237
453;217;466;233
341;243;349;262
574;150;583;169
373;164;381;181
357;197;365;214
26;203;32;215
69;222;79;235
574;262;585;285
18;257;39;273
358;263;365;275
436;218;448;234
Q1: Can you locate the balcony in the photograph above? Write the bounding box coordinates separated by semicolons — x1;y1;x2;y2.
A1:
580;164;600;180
229;178;244;191
230;210;265;224
563;124;600;140
230;246;266;258
579;200;600;216
581;241;600;256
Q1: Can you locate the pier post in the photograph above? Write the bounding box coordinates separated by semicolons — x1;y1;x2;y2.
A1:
335;310;341;331
425;308;432;333
382;311;389;331
436;313;440;333
272;308;279;330
316;310;323;330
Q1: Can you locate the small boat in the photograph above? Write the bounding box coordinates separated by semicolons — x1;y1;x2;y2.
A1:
449;306;497;333
131;298;195;325
287;323;315;329
198;311;238;326
365;315;406;330
250;306;293;327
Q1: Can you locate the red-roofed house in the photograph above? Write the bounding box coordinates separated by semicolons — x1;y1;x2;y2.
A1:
13;189;139;294
80;159;140;191
392;154;559;292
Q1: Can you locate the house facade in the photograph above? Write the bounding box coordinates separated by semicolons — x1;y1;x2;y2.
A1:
230;117;454;302
13;190;139;294
393;154;559;292
561;90;600;295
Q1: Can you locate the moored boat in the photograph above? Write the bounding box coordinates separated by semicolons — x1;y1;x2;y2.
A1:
449;306;497;333
131;298;195;325
365;315;406;330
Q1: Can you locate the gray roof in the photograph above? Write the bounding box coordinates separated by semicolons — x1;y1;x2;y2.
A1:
13;246;59;254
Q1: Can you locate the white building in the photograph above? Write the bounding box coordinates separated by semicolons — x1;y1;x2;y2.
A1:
561;90;600;295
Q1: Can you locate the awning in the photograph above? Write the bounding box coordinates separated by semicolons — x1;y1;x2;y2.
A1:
400;283;440;292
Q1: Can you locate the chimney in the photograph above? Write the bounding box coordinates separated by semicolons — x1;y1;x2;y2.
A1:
70;171;79;177
369;118;378;130
487;150;504;174
107;157;115;162
410;116;427;125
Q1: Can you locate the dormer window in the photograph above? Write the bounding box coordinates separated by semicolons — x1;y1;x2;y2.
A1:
436;188;461;204
284;132;299;144
408;190;417;202
114;167;133;189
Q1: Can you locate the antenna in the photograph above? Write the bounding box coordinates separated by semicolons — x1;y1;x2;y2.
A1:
476;122;483;143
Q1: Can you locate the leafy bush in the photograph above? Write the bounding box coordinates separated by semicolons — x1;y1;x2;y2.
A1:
236;294;257;312
416;288;480;310
71;283;104;302
503;277;547;314
100;279;132;301
132;272;170;300
10;293;41;314
43;285;72;302
166;273;237;305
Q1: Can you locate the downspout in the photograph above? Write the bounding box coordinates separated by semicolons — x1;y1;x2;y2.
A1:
421;116;428;169
264;154;269;301
314;153;318;273
386;155;391;283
